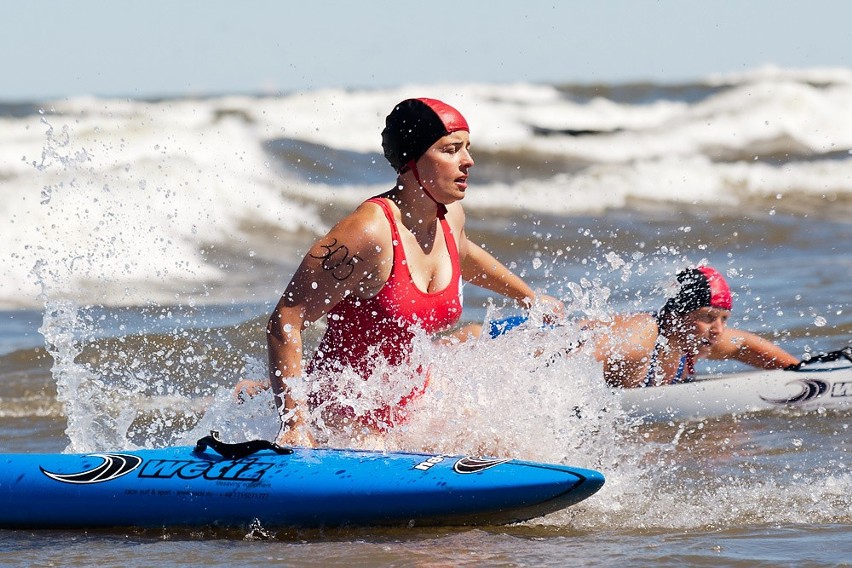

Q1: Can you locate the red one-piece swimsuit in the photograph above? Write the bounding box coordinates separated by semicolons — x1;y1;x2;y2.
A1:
307;197;463;429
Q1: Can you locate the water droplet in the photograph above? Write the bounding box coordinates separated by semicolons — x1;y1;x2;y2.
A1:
814;316;827;327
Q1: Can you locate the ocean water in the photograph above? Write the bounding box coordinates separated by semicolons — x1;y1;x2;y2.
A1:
0;67;850;566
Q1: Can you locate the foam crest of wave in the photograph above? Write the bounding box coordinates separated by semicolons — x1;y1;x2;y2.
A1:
2;102;325;308
3;70;851;309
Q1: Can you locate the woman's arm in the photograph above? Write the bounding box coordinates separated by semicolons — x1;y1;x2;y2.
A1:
267;204;388;445
460;237;536;304
458;231;563;317
266;294;311;445
709;328;800;369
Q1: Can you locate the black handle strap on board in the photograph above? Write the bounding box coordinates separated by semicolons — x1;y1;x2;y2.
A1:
193;431;293;460
785;346;852;371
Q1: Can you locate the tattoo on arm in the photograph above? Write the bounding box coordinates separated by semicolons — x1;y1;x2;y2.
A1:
309;238;363;281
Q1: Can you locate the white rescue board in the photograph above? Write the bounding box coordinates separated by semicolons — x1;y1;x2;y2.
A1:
619;349;852;421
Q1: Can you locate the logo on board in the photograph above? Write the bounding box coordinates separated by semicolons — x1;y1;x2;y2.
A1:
40;453;142;484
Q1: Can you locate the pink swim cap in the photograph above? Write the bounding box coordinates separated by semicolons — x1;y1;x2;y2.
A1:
661;265;733;316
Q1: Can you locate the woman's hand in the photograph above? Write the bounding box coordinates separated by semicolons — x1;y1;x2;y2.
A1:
233;379;269;402
275;407;317;447
533;293;565;324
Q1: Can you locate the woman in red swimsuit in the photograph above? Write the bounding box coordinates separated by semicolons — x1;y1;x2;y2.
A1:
260;98;563;446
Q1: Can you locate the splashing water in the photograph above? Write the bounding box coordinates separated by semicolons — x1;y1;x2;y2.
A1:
37;299;134;452
32;251;852;532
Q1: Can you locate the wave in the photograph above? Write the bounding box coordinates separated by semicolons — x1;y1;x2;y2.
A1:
1;68;850;309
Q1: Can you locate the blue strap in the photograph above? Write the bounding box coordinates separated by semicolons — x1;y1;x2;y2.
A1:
645;351;689;387
642;346;659;388
670;355;687;384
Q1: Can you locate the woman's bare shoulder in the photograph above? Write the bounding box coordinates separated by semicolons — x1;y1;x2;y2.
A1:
328;200;392;249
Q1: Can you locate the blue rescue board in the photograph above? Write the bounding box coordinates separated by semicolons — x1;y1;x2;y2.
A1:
0;434;604;529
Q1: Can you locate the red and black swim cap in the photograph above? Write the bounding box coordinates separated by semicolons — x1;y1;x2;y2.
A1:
660;266;733;317
381;98;470;173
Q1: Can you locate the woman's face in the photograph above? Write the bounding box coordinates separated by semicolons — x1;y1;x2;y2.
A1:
681;306;730;356
414;131;474;204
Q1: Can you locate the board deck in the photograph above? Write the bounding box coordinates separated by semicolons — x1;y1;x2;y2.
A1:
0;434;604;529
